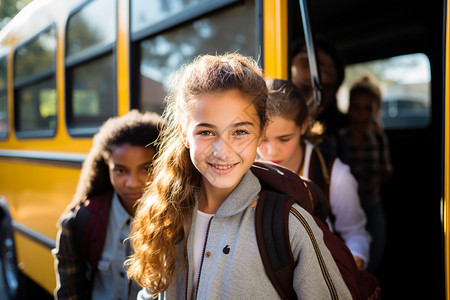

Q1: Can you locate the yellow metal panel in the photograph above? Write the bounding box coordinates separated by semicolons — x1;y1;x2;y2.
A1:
117;0;130;116
0;160;80;236
15;234;56;294
0;160;81;294
263;0;288;80
445;1;450;299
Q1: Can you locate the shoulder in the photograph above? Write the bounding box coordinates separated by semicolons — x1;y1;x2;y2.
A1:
77;190;114;216
289;203;323;234
287;203;328;258
330;158;355;182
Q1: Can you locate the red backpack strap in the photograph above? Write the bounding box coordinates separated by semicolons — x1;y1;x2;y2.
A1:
255;189;297;300
72;190;113;276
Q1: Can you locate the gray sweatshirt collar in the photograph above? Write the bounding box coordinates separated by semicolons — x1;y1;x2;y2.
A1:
212;170;261;217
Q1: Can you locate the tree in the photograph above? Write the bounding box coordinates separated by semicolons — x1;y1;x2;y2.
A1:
0;0;34;31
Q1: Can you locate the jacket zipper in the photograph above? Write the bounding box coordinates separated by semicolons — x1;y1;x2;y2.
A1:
193;216;214;299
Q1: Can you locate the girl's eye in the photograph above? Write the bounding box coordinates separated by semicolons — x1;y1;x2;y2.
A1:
198;130;213;136
280;138;291;143
114;168;125;174
234;129;248;136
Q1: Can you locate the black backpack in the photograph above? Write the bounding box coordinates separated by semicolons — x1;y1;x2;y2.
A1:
251;161;381;300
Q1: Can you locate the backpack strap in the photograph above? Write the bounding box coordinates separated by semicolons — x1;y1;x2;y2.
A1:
255;188;340;300
255;189;297;300
72;190;113;276
301;176;330;222
309;147;336;199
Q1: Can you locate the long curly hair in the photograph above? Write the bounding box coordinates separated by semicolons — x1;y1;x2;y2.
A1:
61;109;162;217
126;53;268;295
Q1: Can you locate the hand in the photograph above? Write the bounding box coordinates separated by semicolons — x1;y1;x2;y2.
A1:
353;255;365;270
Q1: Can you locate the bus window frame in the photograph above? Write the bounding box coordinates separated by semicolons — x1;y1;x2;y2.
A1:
13;24;58;139
0;56;8;140
129;0;257;112
130;0;241;41
64;0;118;137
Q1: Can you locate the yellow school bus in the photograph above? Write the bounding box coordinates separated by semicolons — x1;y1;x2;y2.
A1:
0;0;448;298
445;2;450;300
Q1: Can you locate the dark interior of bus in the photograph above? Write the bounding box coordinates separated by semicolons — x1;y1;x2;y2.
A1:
288;0;445;298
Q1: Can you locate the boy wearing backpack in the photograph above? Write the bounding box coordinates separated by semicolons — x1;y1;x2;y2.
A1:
52;110;161;300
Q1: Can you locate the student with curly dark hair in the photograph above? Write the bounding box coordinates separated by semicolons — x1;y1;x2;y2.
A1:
52;109;161;300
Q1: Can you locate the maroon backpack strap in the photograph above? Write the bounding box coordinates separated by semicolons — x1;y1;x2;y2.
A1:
308;147;336;199
252;162;380;300
255;189;297;300
73;190;114;275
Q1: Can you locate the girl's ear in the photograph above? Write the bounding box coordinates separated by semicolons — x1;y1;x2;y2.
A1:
300;116;311;135
257;122;268;147
179;124;189;148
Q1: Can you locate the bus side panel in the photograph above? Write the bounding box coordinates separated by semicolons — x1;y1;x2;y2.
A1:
0;160;81;294
445;1;450;299
14;234;57;294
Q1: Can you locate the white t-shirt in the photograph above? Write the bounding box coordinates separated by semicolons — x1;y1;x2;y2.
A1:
193;210;214;287
301;140;371;265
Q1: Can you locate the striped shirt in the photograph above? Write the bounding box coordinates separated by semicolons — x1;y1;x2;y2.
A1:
339;128;392;205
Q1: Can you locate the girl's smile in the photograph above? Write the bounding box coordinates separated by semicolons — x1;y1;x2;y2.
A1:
208;162;239;175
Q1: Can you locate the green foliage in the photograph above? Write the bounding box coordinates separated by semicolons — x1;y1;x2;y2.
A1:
0;0;34;30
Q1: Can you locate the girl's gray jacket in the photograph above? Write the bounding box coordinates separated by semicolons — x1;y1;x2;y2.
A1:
138;170;352;300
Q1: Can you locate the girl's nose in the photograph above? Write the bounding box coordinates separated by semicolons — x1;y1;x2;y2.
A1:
125;172;142;188
266;143;276;156
212;137;229;158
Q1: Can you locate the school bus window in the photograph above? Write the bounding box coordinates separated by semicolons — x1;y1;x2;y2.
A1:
337;53;431;129
14;26;56;138
131;0;239;35
66;0;115;59
0;58;7;139
133;0;255;113
66;0;116;135
69;55;114;128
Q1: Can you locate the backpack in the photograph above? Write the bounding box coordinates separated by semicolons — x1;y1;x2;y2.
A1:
251;161;381;300
72;190;113;277
308;147;335;199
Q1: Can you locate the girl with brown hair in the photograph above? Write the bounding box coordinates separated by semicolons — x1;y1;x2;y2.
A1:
126;53;351;299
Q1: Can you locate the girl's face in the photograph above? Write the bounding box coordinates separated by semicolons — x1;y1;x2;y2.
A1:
107;143;155;215
184;89;264;196
291;48;339;113
349;93;378;130
257;116;305;172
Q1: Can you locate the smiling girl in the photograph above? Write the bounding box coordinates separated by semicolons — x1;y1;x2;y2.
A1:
126;54;351;299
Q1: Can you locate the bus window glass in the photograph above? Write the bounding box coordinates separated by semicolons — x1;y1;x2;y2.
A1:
67;0;115;59
337;53;431;129
0;58;6;90
16;78;56;132
69;54;114;128
0;58;7;139
132;0;230;33
14;27;56;137
15;28;56;83
137;0;255;113
66;0;116;135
